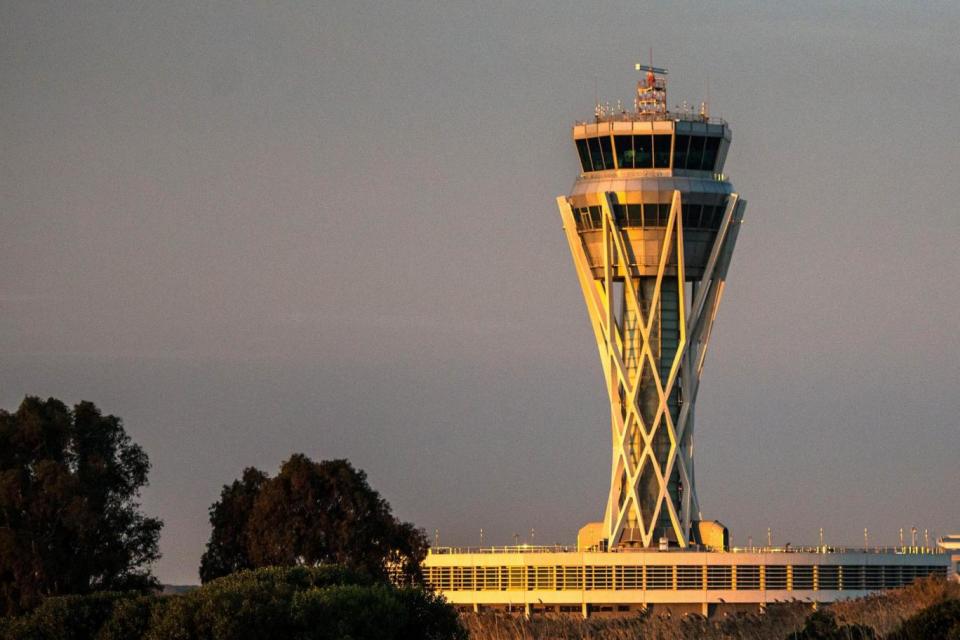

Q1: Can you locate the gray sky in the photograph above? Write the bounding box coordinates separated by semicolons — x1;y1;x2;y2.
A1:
2;1;959;584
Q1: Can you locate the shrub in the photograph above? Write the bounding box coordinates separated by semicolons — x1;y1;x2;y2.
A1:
0;566;463;640
890;598;960;640
0;591;128;640
788;609;875;640
96;595;154;640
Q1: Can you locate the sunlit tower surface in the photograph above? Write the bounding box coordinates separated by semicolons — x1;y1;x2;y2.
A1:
557;64;744;550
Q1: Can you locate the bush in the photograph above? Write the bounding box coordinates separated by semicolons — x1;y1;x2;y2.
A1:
0;566;464;640
890;598;960;640
97;596;154;640
0;591;129;640
788;609;875;640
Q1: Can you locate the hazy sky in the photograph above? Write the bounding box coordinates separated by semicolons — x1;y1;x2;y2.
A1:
2;1;959;584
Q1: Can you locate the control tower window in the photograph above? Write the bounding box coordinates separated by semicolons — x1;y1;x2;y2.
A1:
653;135;672;168
682;204;702;228
612;204;643;227
598;136;614;170
576;139;592;172
702;205;718;228
632;135;653;168
686;136;705;170
660;203;673;225
587;137;603;171
673;135;690;169
588;206;603;227
587;136;615;171
614;136;634;169
702;137;721;171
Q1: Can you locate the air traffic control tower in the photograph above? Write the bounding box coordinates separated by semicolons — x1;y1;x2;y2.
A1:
421;66;951;617
556;64;743;552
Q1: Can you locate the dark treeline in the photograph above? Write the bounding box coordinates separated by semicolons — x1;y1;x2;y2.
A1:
0;396;463;639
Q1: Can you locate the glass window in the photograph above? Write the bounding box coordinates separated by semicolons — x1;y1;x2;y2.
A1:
576;139;592;172
614;135;634;169
702;205;717;228
626;204;642;227
673;135;690;169
690;204;706;229
686;136;705;170
702;137;721;171
682;204;701;228
612;204;626;222
640;203;650;227
706;202;728;228
598;136;615;170
577;207;592;229
587;137;603;172
653;134;672;168
589;206;602;227
659;203;672;225
632;135;653;168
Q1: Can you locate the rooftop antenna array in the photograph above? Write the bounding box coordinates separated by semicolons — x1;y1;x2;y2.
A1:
634;56;668;116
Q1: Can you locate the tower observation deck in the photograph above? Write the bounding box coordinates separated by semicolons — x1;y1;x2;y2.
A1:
557;65;744;550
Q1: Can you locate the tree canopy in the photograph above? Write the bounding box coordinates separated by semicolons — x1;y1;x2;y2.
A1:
0;397;162;616
200;455;428;584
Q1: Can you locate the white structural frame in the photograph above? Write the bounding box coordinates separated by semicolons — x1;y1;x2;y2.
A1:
557;190;745;548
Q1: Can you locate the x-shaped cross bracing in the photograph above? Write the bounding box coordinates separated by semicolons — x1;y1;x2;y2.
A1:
557;190;744;548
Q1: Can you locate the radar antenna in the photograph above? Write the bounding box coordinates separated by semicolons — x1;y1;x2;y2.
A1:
634;57;668;116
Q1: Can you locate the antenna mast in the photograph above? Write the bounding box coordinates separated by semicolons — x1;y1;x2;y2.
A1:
634;58;668;116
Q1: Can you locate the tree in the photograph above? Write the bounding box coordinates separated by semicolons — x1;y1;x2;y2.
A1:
199;455;428;584
0;397;162;616
197;467;267;582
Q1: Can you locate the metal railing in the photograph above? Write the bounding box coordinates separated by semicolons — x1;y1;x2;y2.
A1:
429;544;945;556
430;544;576;555
576;111;727;126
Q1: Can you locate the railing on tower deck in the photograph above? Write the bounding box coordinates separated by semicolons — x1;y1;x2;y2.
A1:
576;111;728;126
428;544;946;555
